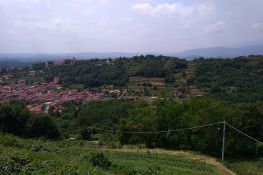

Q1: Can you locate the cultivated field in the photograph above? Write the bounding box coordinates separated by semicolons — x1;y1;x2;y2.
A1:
0;135;249;175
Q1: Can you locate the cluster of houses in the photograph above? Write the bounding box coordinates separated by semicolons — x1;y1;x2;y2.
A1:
0;77;103;113
54;58;80;65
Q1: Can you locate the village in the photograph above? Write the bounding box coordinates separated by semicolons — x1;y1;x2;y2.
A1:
0;77;103;113
0;57;206;114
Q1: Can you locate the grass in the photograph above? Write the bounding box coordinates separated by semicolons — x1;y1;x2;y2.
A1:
2;134;262;175
225;159;263;175
0;134;229;175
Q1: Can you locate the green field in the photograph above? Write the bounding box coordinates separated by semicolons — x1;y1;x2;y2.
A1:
226;159;263;175
0;134;233;175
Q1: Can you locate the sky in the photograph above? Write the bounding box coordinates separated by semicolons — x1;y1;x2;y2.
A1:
0;0;263;53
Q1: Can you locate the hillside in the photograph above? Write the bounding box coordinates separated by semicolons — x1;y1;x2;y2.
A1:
3;54;260;102
1;55;263;175
0;135;237;175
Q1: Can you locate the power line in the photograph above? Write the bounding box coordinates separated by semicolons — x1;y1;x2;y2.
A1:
225;122;263;145
65;126;112;133
88;127;112;132
65;122;223;134
65;121;263;145
122;121;224;134
65;120;263;162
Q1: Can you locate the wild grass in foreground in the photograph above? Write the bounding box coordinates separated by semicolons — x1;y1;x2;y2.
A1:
0;134;225;175
225;159;263;175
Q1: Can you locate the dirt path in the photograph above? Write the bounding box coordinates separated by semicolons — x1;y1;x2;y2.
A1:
102;147;236;175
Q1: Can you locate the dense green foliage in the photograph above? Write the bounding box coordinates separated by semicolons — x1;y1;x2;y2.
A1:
46;59;128;87
29;55;263;103
49;98;263;159
226;158;263;175
33;55;187;87
4;55;263;103
131;55;187;77
0;102;60;139
88;153;112;170
192;56;263;102
77;100;147;128
0;60;33;71
1;97;262;159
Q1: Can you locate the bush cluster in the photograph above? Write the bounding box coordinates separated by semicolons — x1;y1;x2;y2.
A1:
0;102;60;140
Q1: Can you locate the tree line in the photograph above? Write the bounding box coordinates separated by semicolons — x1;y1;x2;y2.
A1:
1;98;263;158
191;56;263;102
32;55;187;87
53;98;263;158
0;101;60;139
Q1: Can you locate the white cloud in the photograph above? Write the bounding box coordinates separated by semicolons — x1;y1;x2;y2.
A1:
132;2;193;17
14;17;76;33
132;3;152;13
17;0;45;3
197;1;216;16
17;0;51;7
1;0;263;53
251;22;263;32
205;21;226;33
132;1;216;18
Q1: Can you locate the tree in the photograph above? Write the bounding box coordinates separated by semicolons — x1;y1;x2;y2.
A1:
26;114;60;139
0;102;30;137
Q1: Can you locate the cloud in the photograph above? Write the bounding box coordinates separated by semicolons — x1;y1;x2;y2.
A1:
17;0;45;3
132;3;152;12
132;2;193;17
17;0;51;7
1;0;263;53
132;1;216;18
205;21;226;33
14;17;76;33
197;1;216;16
251;22;263;32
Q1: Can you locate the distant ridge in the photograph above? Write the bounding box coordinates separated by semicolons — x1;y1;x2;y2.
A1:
178;45;263;58
1;44;263;61
0;52;142;61
0;52;172;61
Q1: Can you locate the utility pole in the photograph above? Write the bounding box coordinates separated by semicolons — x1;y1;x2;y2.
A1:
45;58;49;69
111;128;114;140
221;120;226;161
90;128;93;141
73;124;76;139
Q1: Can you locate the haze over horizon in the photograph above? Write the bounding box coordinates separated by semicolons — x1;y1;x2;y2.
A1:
0;0;263;54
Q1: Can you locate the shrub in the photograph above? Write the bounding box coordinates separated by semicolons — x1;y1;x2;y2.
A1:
0;134;18;147
142;166;161;175
88;153;111;170
0;152;30;175
26;114;60;140
256;143;263;156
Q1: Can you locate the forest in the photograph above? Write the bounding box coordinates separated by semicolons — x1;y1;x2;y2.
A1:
26;55;263;102
32;55;187;87
191;56;263;102
1;98;262;159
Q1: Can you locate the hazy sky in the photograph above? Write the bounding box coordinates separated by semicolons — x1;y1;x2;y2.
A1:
0;0;263;53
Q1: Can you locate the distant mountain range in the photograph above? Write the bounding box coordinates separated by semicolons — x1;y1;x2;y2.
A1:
177;45;263;58
0;45;263;61
0;53;139;61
